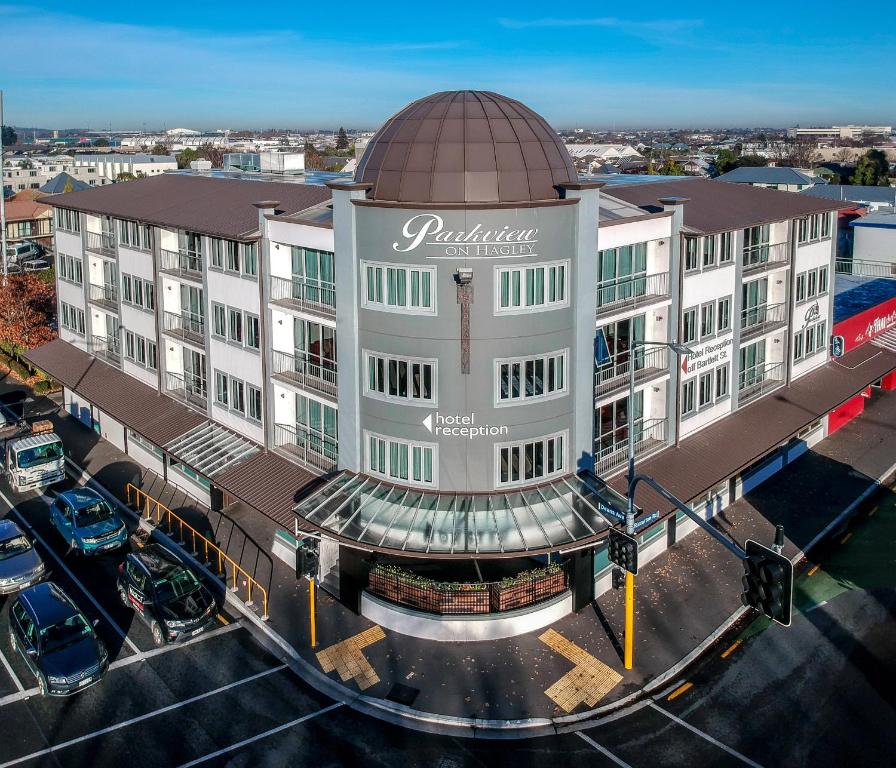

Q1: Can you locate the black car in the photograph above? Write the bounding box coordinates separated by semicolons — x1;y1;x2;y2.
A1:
117;543;218;646
8;582;108;696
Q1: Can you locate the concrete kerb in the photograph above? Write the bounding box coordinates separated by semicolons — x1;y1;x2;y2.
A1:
60;455;896;740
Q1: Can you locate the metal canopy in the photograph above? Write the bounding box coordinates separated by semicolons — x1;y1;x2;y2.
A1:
164;421;259;478
293;472;627;556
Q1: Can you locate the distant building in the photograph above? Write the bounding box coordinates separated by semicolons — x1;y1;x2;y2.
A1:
3;154;176;192
787;125;892;141
563;144;642;162
717;166;820;192
4;197;53;250
801;184;896;212
850;211;896;273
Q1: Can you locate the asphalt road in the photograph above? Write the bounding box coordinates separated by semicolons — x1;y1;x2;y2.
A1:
0;470;894;767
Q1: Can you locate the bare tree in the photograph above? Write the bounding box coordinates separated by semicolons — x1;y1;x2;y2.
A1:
779;140;820;168
198;142;226;168
833;147;856;164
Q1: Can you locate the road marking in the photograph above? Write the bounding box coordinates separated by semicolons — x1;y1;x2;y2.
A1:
840;532;853;545
576;731;633;768
667;681;694;700
721;640;742;659
0;647;24;693
649;702;765;768
0;664;288;768
216;614;229;625
868;507;877;517
3;497;141;655
807;564;820;576
0;686;39;707
176;702;342;767
805;600;828;613
109;621;242;671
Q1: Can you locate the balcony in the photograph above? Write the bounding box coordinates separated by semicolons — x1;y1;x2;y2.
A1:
165;371;208;412
269;276;336;320
85;231;115;257
595;345;667;400
162;310;205;347
160;248;203;282
595;417;667;477
597;272;669;318
742;242;788;275
272;350;338;400
740;302;787;341
738;361;785;405
274;423;338;473
89;334;120;365
88;283;119;312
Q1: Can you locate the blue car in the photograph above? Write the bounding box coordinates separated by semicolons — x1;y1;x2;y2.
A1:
50;489;128;555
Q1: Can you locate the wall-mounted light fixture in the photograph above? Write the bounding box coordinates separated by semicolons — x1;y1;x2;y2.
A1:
454;268;473;285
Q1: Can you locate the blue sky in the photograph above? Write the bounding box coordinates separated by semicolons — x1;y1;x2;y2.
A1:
2;2;893;130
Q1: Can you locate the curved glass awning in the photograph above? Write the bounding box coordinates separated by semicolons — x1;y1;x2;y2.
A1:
293;472;627;558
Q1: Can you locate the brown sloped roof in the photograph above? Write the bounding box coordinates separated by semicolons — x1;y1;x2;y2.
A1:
4;198;51;222
42;174;331;241
356;90;577;204
607;178;848;235
610;342;896;515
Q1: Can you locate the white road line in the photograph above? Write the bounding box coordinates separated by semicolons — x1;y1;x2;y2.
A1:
648;702;765;768
0;664;288;768
1;491;141;655
0;646;24;693
109;621;242;671
576;731;633;768
0;686;39;707
176;702;343;768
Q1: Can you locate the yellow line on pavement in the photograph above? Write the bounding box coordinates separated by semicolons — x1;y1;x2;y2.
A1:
807;564;820;576
840;532;853;545
721;640;742;659
667;682;693;700
217;614;229;625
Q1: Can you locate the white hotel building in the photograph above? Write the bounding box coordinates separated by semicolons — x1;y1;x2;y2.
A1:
30;91;890;638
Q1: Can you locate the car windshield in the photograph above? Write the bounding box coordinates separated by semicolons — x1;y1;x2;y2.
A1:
154;567;201;604
16;441;63;469
41;613;92;653
75;501;114;528
0;534;31;561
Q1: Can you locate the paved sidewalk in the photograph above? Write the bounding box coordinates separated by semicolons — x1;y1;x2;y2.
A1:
11;379;896;726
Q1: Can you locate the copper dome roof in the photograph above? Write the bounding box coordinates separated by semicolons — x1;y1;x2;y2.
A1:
355;90;578;204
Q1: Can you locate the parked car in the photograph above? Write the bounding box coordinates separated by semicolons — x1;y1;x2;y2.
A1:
22;258;50;272
8;582;108;696
50;488;128;555
117;543;218;646
5;242;42;263
0;519;46;594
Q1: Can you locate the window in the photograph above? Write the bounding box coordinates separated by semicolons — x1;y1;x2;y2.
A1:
296;395;338;459
227;308;242;344
230;379;245;414
120;274;154;311
60;302;86;334
795;319;826;361
698;371;713;407
123;331;157;370
215;371;229;406
210;239;224;269
241;244;258;277
226;241;240;272
55;208;80;233
245;314;260;350
366;352;436;404
743;224;770;265
700;303;715;339
793;330;804;361
118;220;151;250
247;386;262;422
799;213;832;244
497;261;568;312
366;432;436;487
291;247;335;307
717;297;731;332
212;303;226;338
719;232;733;264
57;253;83;285
597;244;648;305
683;307;697;344
496;351;567;404
497;432;566;486
681;379;696;415
796;273;807;303
702;236;716;268
715;365;729;399
807;270;817;298
821;213;831;238
684;238;699;271
819;266;828;294
796;266;829;303
362;262;435;314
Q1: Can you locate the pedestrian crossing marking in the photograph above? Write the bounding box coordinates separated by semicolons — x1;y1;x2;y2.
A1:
540;629;623;712
316;626;385;691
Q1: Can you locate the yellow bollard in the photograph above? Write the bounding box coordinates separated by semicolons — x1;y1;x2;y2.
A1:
309;578;317;648
624;571;634;670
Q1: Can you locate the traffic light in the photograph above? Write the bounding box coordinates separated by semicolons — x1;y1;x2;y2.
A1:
612;567;625;590
741;539;793;626
608;529;639;575
296;539;320;581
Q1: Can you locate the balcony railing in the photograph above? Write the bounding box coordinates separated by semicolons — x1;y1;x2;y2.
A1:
269;275;336;319
597;272;669;316
740;302;786;340
274;423;338;473
165;370;208;411
160;248;203;280
595;345;667;400
595;417;666;477
738;361;785;405
88;283;119;311
162;310;205;346
742;242;788;274
85;231;115;256
835;257;896;279
272;350;338;399
89;334;120;365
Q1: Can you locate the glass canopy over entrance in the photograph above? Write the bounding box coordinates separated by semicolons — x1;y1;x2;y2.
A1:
293;472;627;557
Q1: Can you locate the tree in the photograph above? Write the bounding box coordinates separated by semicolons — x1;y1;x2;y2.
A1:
303;141;324;170
778;140;819;168
0;274;57;355
93;138;110;147
738;154;769;167
175;148;200;169
714;149;739;176
834;147;856;164
1;125;17;146
850;149;890;186
335;127;349;151
197;142;225;168
149;142;170;156
657;157;684;176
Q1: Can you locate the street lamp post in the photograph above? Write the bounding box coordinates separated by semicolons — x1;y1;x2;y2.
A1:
624;338;693;670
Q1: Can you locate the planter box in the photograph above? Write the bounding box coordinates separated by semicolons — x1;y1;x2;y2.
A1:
368;571;489;615
490;571;566;613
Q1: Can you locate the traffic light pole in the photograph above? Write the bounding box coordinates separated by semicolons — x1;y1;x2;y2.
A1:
624;345;638;670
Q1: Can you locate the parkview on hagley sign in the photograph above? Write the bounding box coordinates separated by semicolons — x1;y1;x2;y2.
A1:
393;213;539;259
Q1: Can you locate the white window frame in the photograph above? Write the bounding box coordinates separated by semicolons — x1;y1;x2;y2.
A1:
494;349;568;407
363;350;438;407
494;259;569;315
360;261;437;315
494;430;567;488
364;430;438;488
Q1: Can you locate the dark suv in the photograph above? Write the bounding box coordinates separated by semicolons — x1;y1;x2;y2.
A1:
117;544;218;646
8;582;108;696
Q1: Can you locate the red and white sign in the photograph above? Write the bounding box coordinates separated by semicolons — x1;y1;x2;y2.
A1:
833;295;896;353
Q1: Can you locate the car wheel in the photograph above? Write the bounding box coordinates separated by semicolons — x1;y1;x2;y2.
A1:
118;584;129;608
38;674;48;697
149;620;166;647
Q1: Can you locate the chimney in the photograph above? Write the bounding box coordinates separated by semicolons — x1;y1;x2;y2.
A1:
252;199;280;234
